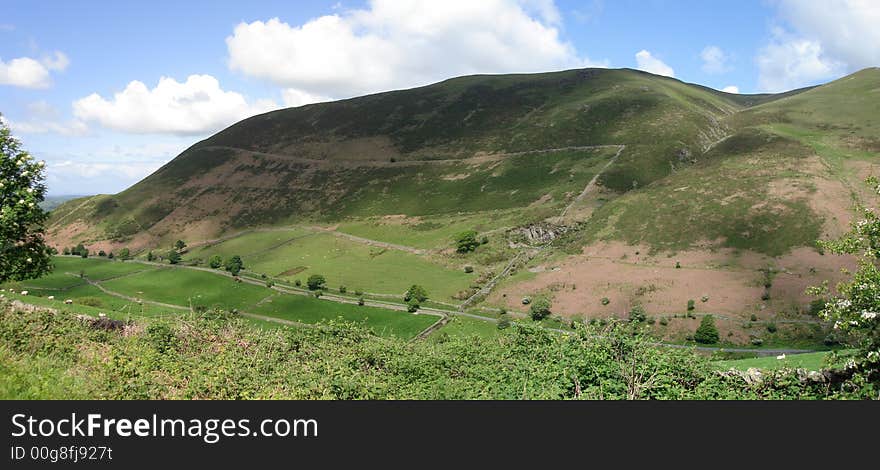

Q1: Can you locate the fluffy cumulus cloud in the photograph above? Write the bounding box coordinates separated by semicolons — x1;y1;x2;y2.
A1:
0;51;69;88
226;0;603;99
758;0;880;92
721;85;740;94
756;28;842;92
634;50;675;77
281;88;332;107
72;75;278;135
701;46;730;74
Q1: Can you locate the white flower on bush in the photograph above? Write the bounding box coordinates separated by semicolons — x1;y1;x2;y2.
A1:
861;311;878;320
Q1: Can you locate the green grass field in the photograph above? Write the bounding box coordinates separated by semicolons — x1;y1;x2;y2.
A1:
250;294;438;338
714;351;833;371
186;228;312;260
242;232;474;299
3;257;445;340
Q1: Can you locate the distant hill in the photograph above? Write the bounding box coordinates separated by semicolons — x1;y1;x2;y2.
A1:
39;195;90;212
48;67;823;247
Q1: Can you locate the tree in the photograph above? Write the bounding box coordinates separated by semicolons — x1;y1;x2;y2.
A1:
107;252;114;259
167;250;181;265
225;255;243;276
62;247;70;255
174;240;187;252
694;315;719;344
80;248;89;258
98;250;106;257
118;248;130;261
307;274;326;290
407;298;420;312
455;230;480;253
208;255;223;269
146;251;154;262
0;118;52;283
404;284;429;304
629;304;647;323
530;298;552;320
808;176;880;377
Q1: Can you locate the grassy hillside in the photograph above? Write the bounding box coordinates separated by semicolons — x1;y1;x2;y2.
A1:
42;67;878;336
2;302;872;399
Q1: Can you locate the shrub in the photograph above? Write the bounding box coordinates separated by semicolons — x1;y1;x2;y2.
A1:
225;256;244;276
208;255;223;269
314;291;322;298
407;298;420;312
766;323;777;333
294;279;302;287
629;305;647;323
694;315;719;344
107;252;114;259
357;297;365;306
404;285;429;303
498;307;507;315
98;250;106;257
687;299;695;311
750;338;764;346
646;316;656;325
260;273;267;279
529;298;552;321
146;323;175;353
339;285;347;294
750;314;758;322
307;274;326;290
146;251;155;262
497;318;511;330
464;265;474;273
675;261;681;269
455;230;480;253
600;297;610;305
266;280;275;288
659;317;668;326
354;290;363;296
167;250;181;265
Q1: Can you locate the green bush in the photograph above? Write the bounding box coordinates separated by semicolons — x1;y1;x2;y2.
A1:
600;297;610;305
750;314;758;322
339;285;347;294
694;315;719;344
455;230;480;253
687;299;695;311
529;298;552;321
766;323;777;333
629;305;647;323
307;274;326;290
497;318;511;330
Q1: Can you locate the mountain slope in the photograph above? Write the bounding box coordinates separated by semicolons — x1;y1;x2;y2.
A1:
48;67;775;246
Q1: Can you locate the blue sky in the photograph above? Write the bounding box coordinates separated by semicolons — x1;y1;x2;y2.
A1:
1;0;877;195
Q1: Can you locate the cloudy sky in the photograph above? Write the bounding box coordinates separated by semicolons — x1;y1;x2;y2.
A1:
1;0;878;195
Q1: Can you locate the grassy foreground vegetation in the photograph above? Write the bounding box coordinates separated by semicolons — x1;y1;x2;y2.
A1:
1;303;874;400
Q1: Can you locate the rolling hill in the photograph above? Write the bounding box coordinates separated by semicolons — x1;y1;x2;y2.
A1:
43;67;880;345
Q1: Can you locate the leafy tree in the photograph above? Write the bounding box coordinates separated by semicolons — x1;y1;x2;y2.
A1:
208;255;223;269
687;299;696;311
98;250;106;257
455;230;480;253
307;274;326;290
225;255;243;276
167;250;181;265
118;248;130;261
694;315;719;344
407;298;420;312
107;252;114;259
146;251;154;262
808;176;880;377
629;304;647;323
174;240;187;252
62;247;70;255
0;118;52;283
404;284;429;303
80;249;89;259
530;298;552;321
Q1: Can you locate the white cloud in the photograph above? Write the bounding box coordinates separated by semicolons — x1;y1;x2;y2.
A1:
635;50;675;77
72;75;278;135
701;46;730;74
8;100;89;136
721;85;740;94
226;0;604;99
0;51;68;88
756;28;843;92
776;0;880;70
757;1;879;92
281;89;332;107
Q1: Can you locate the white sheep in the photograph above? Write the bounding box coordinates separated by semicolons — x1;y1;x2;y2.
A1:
776;354;786;360
20;290;28;296
47;295;55;300
64;299;73;305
